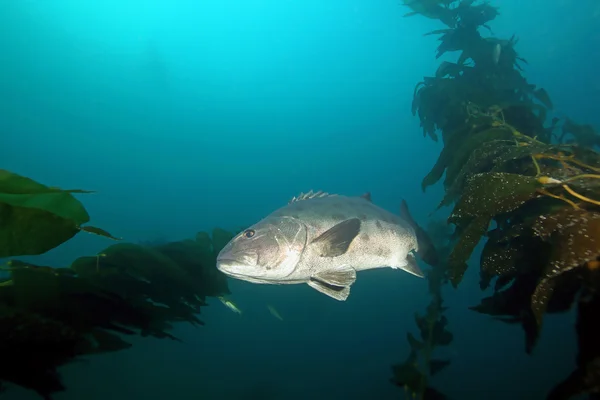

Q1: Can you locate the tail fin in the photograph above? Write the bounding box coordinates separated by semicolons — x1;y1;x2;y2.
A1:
400;199;439;267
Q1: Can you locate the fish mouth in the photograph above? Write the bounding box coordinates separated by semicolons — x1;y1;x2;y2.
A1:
216;258;241;271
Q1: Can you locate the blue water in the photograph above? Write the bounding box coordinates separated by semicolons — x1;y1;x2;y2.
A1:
1;1;599;399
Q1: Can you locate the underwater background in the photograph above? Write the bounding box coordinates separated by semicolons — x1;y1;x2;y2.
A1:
1;0;599;399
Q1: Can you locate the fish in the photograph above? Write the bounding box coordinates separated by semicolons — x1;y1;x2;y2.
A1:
218;296;242;314
267;304;284;321
492;43;501;65
216;191;438;301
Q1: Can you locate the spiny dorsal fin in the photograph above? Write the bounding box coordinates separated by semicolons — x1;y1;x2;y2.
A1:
289;190;337;204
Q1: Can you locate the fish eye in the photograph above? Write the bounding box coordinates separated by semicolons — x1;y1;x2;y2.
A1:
243;229;255;239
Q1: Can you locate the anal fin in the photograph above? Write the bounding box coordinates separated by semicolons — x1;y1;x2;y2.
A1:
307;279;350;301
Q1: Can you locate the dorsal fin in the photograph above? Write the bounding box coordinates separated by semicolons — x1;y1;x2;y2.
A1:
360;192;372;202
289;190;337;204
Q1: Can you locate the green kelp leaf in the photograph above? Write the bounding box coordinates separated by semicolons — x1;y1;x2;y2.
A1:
195;231;212;252
74;243;190;287
79;225;121;240
530;210;600;327
10;266;62;310
0;303;87;399
0;170;97;257
153;238;230;298
0;169;93;195
447;216;490;287
450;172;542;225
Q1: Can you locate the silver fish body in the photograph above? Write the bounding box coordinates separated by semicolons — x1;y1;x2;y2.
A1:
492;43;502;65
216;191;434;301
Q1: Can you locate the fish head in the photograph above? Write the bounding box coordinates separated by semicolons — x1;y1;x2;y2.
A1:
216;216;307;282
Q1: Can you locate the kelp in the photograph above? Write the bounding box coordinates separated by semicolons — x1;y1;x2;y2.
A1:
0;169;118;257
391;217;455;399
0;169;233;398
396;1;600;399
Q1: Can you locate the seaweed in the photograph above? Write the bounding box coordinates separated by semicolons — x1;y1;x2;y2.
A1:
0;169;232;398
394;1;600;398
391;218;455;399
0;169;118;257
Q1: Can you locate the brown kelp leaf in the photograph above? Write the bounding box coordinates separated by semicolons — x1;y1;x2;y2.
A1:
79;225;121;240
479;238;522;290
435;61;467;78
422;387;448;400
407;332;424;350
424;128;514;192
422;142;452;191
470;274;540;353
561;119;600;148
489;142;558;172
390;350;423;392
548;358;600;400
412;81;426;116
530;210;600;326
440;140;514;209
549;291;600;400
211;228;235;254
447;216;490;287
450;172;542;224
86;329;133;354
533;88;553;109
430;359;451;376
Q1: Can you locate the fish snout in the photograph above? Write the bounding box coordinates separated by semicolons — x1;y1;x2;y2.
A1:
216;248;259;274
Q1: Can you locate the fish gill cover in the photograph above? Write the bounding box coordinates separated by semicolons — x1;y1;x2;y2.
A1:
390;1;600;399
0;1;599;400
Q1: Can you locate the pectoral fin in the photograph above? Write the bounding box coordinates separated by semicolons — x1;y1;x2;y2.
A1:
307;280;351;301
312;264;357;286
402;253;425;278
310;218;361;257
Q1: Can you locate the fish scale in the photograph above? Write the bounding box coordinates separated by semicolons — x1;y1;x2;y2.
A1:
216;191;438;301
